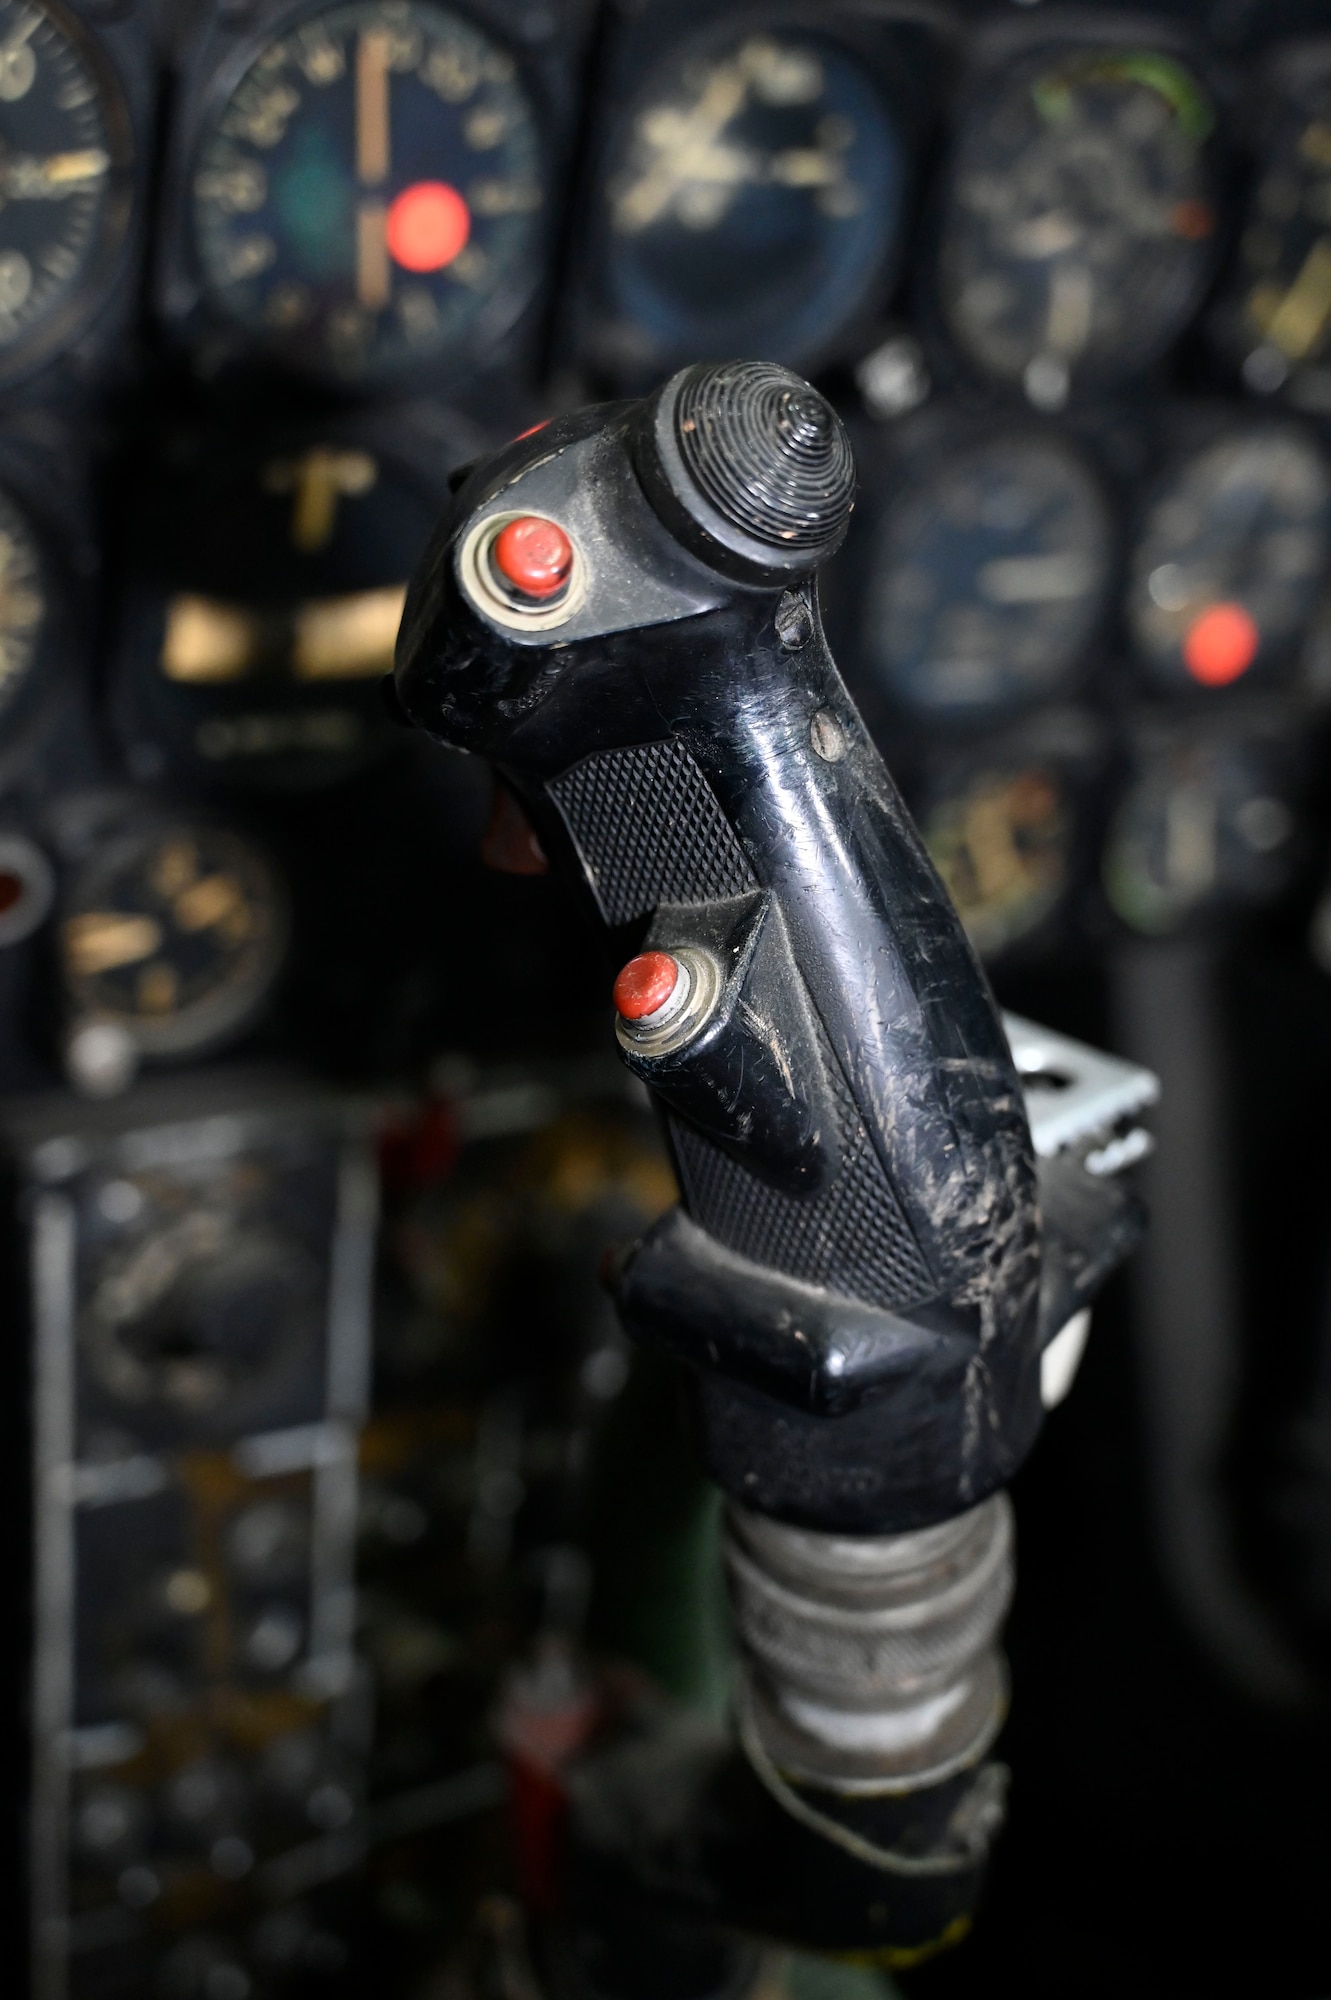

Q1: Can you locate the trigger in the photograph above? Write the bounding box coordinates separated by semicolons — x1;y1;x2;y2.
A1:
481;783;548;876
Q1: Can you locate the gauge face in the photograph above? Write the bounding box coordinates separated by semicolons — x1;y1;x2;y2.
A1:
939;46;1216;407
1233;75;1331;401
1105;740;1297;933
61;823;286;1057
115;428;444;790
0;0;132;377
191;0;545;383
0;484;44;718
865;431;1111;721
920;765;1072;957
1128;426;1331;691
597;29;907;372
83;1226;322;1425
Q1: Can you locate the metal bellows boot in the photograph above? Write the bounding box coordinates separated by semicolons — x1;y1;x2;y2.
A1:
724;1494;1014;1796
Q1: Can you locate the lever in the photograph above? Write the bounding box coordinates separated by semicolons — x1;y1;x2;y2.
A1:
394;360;1147;1965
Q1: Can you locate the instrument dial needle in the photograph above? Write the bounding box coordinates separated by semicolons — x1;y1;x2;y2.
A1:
356;28;391;185
356;30;392;308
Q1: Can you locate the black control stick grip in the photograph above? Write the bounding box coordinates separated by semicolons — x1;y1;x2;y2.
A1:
395;362;1055;1531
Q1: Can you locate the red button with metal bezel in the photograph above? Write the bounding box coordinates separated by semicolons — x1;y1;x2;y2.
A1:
613;952;680;1022
490;516;574;601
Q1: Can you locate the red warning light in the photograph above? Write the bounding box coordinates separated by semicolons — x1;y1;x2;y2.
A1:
1171;199;1214;241
386;182;470;272
1182;602;1260;687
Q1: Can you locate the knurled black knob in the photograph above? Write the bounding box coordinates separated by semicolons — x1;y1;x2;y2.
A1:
634;360;856;585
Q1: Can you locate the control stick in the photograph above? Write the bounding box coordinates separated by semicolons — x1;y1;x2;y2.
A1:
394;361;1148;1968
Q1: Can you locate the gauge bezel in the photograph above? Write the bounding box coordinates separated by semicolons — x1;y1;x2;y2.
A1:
1121;401;1331;703
0;433;94;808
1206;36;1331;412
919;11;1230;411
0;479;64;772
163;0;562;394
107;404;478;795
904;705;1109;966
59;817;290;1060
79;1223;328;1436
1102;701;1313;938
565;0;951;391
0;0;137;392
828;398;1122;739
0;830;55;945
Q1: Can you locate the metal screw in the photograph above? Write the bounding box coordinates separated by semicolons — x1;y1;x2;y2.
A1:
856;334;930;419
810;710;847;763
65;1020;138;1099
775;592;813;650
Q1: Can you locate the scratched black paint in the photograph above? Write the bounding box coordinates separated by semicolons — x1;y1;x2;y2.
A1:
395;362;1133;1532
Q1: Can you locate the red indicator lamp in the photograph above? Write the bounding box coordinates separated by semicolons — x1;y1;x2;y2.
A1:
386;181;470;272
491;516;574;601
1171;198;1214;241
1182;601;1260;687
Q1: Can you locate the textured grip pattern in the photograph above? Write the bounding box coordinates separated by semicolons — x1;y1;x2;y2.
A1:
670;1048;933;1313
549;738;756;926
552;733;933;1311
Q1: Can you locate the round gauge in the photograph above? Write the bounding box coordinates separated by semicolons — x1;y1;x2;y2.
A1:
0;0;133;381
1105;739;1297;933
60;822;286;1058
1127;425;1331;691
0;484;45;720
0;830;54;944
596;28;907;373
920;765;1073;957
864;430;1112;721
938;45;1217;408
190;0;545;383
82;1225;322;1429
1232;73;1331;401
113;425;449;791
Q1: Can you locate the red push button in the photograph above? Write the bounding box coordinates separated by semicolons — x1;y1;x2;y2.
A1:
491;516;574;601
613;951;680;1022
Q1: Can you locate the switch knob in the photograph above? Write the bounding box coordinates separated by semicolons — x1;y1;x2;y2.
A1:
490;516;574;601
614;951;682;1025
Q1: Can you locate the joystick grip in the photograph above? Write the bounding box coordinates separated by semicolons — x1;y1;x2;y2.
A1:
395;361;1047;1528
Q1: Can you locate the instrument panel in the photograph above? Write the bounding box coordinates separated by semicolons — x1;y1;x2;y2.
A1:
6;4;1331;1997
